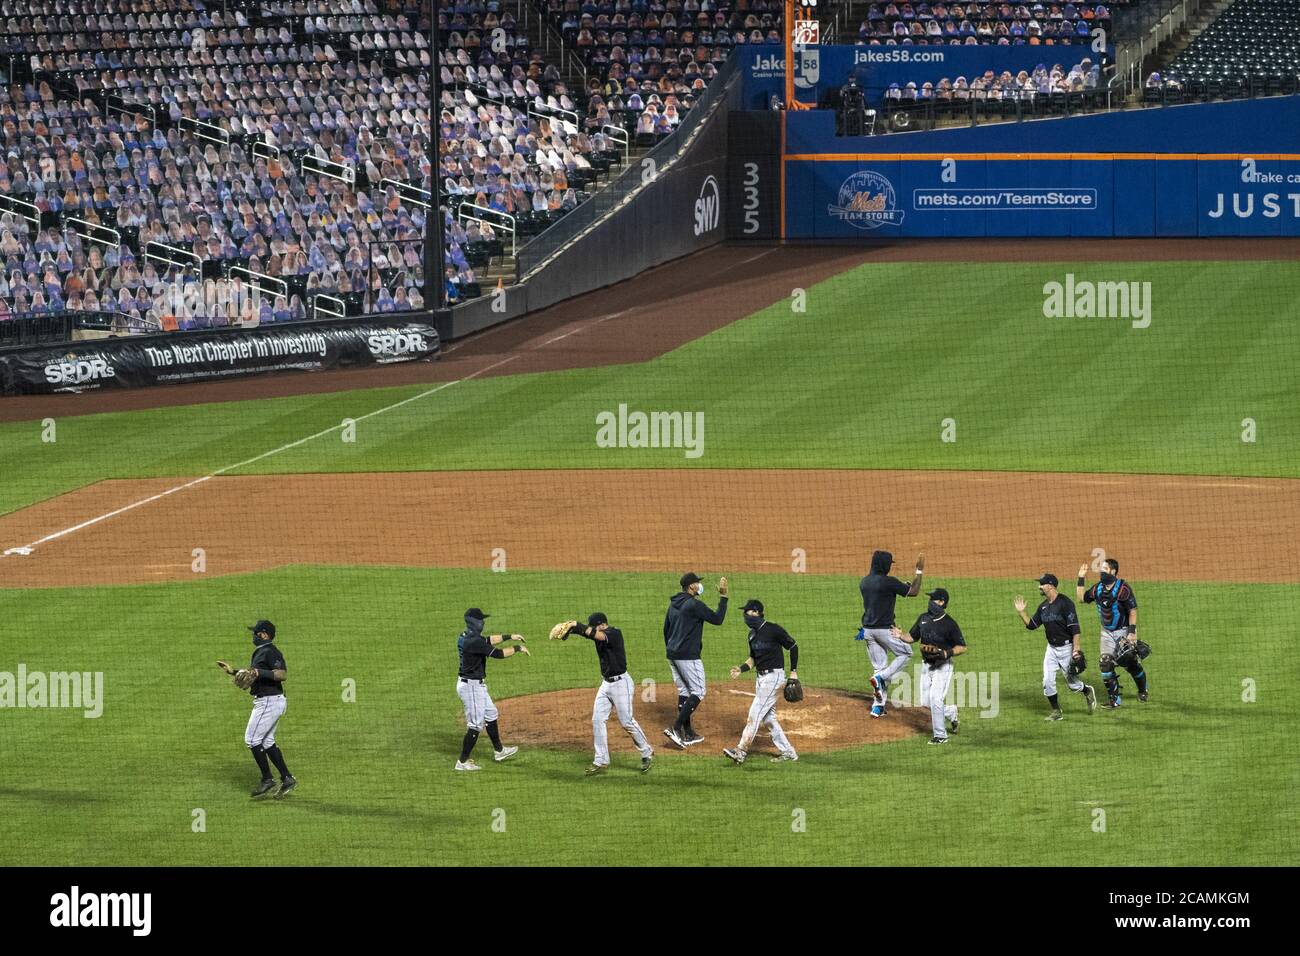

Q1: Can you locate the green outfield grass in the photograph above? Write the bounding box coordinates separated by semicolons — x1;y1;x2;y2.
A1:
3;259;1299;516
0;567;1293;867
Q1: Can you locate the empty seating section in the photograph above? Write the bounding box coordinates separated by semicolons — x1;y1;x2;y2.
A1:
1166;0;1300;98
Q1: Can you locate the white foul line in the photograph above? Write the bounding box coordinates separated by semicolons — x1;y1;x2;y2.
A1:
1;353;520;559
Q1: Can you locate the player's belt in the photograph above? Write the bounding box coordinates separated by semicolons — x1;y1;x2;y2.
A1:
758;667;781;675
458;677;484;684
605;673;626;682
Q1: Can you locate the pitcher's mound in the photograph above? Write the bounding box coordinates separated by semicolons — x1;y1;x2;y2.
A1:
502;680;930;756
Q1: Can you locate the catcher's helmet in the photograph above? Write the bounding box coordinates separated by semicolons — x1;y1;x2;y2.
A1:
1067;651;1087;677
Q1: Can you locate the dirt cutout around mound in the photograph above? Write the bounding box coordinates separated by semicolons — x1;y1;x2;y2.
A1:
2;468;1298;589
503;680;930;758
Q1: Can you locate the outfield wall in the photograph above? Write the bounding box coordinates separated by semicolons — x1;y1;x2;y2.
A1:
730;95;1300;239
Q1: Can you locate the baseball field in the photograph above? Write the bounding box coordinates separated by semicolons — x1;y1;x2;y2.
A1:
1;242;1297;866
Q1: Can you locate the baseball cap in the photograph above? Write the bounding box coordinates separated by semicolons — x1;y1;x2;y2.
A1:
927;588;950;604
248;620;276;638
465;607;490;621
587;611;608;627
679;572;702;589
1036;573;1059;587
741;599;764;614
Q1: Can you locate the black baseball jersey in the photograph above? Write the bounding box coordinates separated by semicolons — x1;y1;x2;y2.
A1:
1026;595;1081;647
458;629;504;681
249;641;286;698
909;611;966;655
579;625;630;681
748;620;798;672
1083;579;1137;631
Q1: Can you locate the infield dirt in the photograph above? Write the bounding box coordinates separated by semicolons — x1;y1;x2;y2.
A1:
2;468;1297;588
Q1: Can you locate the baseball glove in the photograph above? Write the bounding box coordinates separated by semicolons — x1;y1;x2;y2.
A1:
783;677;803;703
920;643;950;666
232;668;257;690
1068;650;1087;677
549;620;578;641
1114;638;1151;668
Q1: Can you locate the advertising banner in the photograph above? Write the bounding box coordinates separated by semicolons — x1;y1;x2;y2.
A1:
0;317;440;395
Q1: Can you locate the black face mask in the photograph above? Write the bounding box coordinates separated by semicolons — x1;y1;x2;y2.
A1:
928;601;946;617
745;613;763;629
1099;572;1116;586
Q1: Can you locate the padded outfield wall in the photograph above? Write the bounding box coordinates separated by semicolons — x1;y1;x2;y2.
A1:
729;95;1300;239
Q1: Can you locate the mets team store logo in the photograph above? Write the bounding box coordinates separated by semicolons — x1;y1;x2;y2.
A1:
829;170;904;230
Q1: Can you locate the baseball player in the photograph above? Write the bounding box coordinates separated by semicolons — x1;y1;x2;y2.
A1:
722;599;800;764
216;620;296;799
455;607;528;772
859;549;925;717
552;613;654;776
903;588;967;744
662;571;728;749
1014;574;1097;720
1077;558;1149;707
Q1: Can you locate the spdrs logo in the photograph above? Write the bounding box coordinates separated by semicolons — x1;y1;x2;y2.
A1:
367;330;429;361
44;353;116;387
829;170;904;230
694;175;720;236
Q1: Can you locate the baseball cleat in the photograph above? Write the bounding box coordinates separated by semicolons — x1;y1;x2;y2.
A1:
1084;685;1097;714
948;717;960;734
770;753;798;762
250;778;277;798
870;704;885;719
1104;696;1122;709
1138;690;1149;702
493;745;519;762
454;760;482;772
1045;710;1064;721
640;756;653;774
273;775;298;800
869;674;886;704
723;748;746;764
664;728;687;749
928;737;948;745
682;730;704;746
584;764;607;776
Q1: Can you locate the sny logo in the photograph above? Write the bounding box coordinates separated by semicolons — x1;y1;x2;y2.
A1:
693;176;720;236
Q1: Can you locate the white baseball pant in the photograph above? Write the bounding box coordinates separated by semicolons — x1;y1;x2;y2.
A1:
737;668;797;759
1043;643;1084;697
1100;627;1131;658
668;659;707;699
245;694;286;748
456;678;498;730
592;673;653;766
863;627;912;705
919;661;958;741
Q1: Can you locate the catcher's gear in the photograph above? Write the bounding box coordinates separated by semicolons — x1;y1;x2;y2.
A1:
920;643;950;666
1114;638;1150;668
233;668;257;690
549;620;578;641
1068;650;1087;677
783;677;803;702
